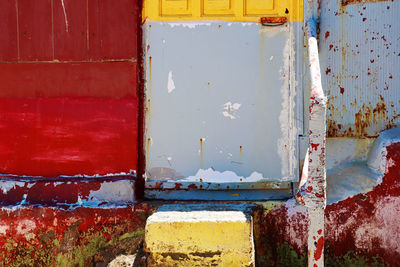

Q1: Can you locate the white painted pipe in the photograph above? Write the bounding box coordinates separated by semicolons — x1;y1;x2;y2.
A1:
296;18;327;267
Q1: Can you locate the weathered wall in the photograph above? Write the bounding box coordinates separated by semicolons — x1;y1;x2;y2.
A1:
256;141;400;266
143;0;304;191
0;0;140;176
319;0;400;137
0;204;153;266
0;0;142;208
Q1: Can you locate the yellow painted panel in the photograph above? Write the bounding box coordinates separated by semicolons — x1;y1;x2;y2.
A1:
245;0;275;15
145;210;254;266
143;0;303;22
202;0;234;15
161;0;192;16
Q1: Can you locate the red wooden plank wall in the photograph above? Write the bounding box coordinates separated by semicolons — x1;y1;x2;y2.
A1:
53;0;87;61
0;0;18;61
0;0;139;177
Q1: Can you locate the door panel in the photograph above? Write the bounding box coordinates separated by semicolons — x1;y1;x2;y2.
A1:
144;22;298;186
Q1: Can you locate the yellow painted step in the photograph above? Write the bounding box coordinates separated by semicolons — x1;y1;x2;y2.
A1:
145;204;255;267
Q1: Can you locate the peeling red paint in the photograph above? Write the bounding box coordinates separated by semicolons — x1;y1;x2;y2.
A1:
325;68;331;75
0;177;135;206
314;237;324;261
174;183;183;190
311;143;320;151
188;184;198;189
260;142;400;266
0;181;100;205
0;204;151;265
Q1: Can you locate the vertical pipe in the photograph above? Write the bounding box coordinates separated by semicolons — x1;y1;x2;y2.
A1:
308;209;324;267
296;17;327;267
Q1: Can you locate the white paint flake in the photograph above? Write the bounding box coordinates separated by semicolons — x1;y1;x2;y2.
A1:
167;71;176;93
175;168;266;183
1;181;25;194
167;22;211;29
277;26;297;179
87;181;134;205
222;102;241;119
0;224;9;235
61;0;69;32
16;219;36;235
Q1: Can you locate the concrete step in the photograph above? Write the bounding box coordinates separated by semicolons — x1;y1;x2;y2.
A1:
144;203;256;267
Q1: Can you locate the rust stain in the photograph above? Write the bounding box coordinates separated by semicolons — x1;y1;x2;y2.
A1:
260;16;287;24
200;138;204;169
145;99;151;122
146;137;151;160
325;68;331;75
328;95;393;137
342;0;389;6
187;183;198;189
148;56;152;97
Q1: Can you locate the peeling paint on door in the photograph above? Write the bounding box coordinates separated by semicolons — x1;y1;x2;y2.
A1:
143;18;302;196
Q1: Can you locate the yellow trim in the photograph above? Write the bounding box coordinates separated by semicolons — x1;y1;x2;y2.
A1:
145;212;254;266
143;0;303;22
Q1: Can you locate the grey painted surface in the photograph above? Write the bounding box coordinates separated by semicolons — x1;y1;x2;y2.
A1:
144;21;300;185
319;0;400;137
145;188;293;201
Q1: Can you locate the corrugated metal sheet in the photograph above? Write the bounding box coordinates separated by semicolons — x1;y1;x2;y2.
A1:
319;0;400;137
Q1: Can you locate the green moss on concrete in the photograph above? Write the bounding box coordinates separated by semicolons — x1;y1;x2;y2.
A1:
56;233;107;267
0;228;145;267
276;242;307;267
325;251;387;267
255;201;285;213
0;237;58;267
118;229;145;241
56;228;145;267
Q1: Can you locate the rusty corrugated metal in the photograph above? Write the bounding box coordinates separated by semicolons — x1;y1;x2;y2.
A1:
319;0;400;137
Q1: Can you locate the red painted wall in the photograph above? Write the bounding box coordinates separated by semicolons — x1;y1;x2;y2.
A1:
0;0;139;176
0;204;151;266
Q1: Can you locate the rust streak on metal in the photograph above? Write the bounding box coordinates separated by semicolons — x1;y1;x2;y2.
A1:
260;16;287;24
342;0;389;6
200;138;204;169
146;138;151;161
328;95;393;137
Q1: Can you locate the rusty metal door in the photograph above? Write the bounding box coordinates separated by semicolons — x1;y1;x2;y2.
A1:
142;0;303;200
